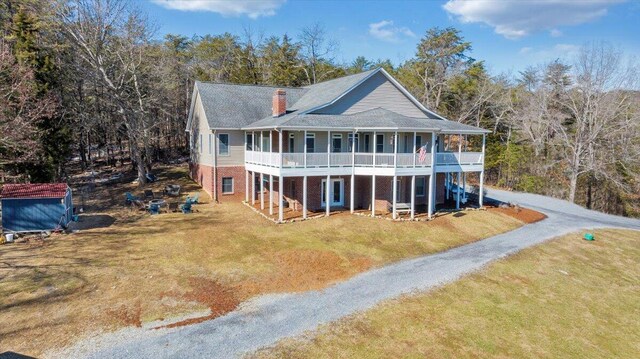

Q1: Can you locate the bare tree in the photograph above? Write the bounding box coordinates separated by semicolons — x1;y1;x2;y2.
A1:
299;23;338;84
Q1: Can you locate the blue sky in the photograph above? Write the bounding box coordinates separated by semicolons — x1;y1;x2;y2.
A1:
143;0;639;75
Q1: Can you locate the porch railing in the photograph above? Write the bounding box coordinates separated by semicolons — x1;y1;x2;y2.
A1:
244;150;483;169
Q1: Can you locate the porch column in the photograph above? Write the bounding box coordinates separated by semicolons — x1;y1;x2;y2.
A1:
279;130;283;168
260;131;264;155
269;130;272;153
456;172;461;210
372;131;377;168
303;130;307;168
269;174;274;215
350;130;356;213
303;175;308;219
325;174;331;217
251;172;256;205
479;133;486;207
371;175;376;216
393;131;398;168
413;131;417;168
260;173;265;210
278;176;284;222
245;170;249;202
392;175;397;219
428;132;436;218
410;175;416;220
327;130;331;168
463;172;467;201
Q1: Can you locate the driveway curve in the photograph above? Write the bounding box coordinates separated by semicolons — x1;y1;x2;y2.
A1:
58;189;640;359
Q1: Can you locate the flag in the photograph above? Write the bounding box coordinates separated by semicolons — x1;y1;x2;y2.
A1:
418;145;427;163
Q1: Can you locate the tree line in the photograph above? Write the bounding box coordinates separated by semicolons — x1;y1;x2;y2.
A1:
1;0;638;216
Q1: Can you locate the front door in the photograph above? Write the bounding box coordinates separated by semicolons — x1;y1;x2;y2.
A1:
321;179;344;207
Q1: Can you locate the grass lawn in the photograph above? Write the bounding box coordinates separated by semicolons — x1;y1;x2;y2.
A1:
0;165;529;356
254;228;640;359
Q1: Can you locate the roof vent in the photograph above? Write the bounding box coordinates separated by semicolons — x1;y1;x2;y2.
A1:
272;89;286;117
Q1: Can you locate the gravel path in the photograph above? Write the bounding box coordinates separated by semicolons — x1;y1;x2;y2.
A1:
55;189;640;359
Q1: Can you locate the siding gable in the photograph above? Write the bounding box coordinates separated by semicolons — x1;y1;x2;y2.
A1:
313;71;428;118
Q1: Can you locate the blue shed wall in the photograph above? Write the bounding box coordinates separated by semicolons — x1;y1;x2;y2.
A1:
1;197;68;232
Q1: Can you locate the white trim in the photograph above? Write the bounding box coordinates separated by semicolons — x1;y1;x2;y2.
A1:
221;177;234;194
218;133;230;156
320;178;345;207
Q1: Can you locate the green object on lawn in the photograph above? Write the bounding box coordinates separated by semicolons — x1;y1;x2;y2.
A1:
584;233;595;241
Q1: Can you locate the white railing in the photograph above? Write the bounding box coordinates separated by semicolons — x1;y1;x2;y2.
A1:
306;153;328;167
375;153;395;167
354;153;373;166
247;150;482;169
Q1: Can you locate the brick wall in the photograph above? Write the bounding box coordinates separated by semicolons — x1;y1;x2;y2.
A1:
189;162;214;198
216;166;247;202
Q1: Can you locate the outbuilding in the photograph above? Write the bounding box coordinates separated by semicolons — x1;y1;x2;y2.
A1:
1;183;73;233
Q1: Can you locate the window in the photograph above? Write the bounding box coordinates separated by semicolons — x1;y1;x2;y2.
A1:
218;133;229;156
376;134;384;153
348;133;359;152
416;135;422;150
332;134;342;153
261;132;270;151
208;134;212;154
416;177;426;197
364;134;370;152
222;177;233;194
289;133;295;153
246;133;253;151
306;133;315;153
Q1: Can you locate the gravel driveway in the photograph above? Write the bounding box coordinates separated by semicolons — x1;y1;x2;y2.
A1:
56;188;640;359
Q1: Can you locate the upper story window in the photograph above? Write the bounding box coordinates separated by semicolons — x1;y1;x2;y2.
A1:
375;134;384;153
289;133;295;153
348;133;359;152
218;133;229;156
246;133;253;151
306;133;315;153
332;134;342;153
416;135;422;150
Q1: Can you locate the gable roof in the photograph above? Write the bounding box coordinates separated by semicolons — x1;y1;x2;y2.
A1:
1;183;69;199
244;107;490;134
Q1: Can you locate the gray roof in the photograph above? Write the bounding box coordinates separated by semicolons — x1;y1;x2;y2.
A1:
195;82;307;129
243;108;490;134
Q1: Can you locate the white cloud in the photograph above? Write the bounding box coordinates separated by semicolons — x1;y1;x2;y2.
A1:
443;0;623;39
550;29;563;37
518;44;580;61
368;20;416;43
151;0;286;19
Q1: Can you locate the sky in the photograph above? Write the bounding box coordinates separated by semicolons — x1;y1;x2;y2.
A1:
142;0;640;75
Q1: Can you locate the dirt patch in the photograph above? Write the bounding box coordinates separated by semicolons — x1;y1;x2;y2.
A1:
157;278;239;329
489;206;547;224
107;302;142;328
238;249;369;298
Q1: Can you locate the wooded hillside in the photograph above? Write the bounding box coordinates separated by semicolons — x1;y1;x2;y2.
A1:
1;0;638;216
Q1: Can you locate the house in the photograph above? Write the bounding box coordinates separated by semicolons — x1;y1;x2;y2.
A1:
1;183;73;232
186;68;489;222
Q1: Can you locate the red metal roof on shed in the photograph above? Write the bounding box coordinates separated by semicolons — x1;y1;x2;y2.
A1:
1;183;69;199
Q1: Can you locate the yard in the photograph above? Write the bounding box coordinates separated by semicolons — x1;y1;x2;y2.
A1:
1;165;532;356
254;228;640;359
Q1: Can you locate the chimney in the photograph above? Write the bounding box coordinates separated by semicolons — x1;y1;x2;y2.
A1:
272;89;287;117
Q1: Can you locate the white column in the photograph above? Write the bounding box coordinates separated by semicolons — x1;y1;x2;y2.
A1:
279;130;283;169
303;130;307;168
456;171;461;210
245;170;249;202
269;174;274;215
392;175;397;220
410;175;415;220
479;133;486;207
371;175;376;217
413;131;417;167
260;173;264;210
393;131;398;168
372;131;377;168
351;130;356;213
325;175;331;217
269;130;272;153
463;172;467;201
303;175;308;219
278;175;284;222
327;130;331;168
458;132;462;163
260;131;264;153
428;132;436;218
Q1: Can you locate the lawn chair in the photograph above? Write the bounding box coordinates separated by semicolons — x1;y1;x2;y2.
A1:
180;200;192;214
125;192;140;204
187;192;199;204
145;173;157;183
144;189;154;200
148;203;160;215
